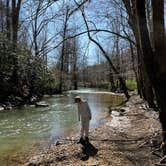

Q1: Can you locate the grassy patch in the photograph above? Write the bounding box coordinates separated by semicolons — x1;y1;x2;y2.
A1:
126;80;137;91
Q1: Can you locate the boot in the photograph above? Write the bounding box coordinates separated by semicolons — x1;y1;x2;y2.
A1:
77;137;84;144
85;137;89;143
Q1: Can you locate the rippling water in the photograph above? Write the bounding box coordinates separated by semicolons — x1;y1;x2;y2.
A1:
0;89;123;165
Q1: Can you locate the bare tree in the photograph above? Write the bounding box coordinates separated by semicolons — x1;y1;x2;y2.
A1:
59;6;70;93
136;0;166;153
122;0;156;108
70;34;79;90
6;0;11;40
0;1;4;32
75;1;130;99
11;0;22;48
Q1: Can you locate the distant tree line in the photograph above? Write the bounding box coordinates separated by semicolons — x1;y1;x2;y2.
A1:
0;0;86;105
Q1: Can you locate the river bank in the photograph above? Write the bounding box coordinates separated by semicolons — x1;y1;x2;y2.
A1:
23;95;162;166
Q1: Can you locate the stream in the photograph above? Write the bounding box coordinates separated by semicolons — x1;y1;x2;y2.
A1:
0;89;123;165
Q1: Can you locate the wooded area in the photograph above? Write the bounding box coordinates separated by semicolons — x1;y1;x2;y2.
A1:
0;0;166;154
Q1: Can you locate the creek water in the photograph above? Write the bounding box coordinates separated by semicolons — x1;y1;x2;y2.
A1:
0;89;123;165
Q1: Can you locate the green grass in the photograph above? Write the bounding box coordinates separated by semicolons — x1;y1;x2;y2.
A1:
126;80;137;91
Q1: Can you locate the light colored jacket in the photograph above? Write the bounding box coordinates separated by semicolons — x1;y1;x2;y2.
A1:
78;100;92;121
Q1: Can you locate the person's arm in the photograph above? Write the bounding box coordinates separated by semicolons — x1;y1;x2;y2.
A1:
87;102;92;120
78;105;80;121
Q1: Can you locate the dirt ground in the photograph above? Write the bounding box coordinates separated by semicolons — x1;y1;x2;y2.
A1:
23;95;163;166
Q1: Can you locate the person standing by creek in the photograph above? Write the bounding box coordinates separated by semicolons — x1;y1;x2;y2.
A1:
75;96;92;144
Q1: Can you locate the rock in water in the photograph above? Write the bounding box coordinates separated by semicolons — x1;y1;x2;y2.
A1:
0;106;4;111
35;101;49;107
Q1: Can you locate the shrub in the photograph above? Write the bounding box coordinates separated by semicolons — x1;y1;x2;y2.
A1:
126;80;137;91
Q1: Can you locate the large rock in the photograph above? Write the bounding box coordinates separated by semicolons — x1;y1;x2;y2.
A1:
35;101;49;107
0;106;4;111
30;96;38;103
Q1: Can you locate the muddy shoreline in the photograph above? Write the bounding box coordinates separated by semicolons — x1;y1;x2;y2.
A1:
20;94;163;166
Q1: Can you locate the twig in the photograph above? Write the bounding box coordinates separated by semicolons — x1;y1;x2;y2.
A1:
155;164;166;166
155;156;166;166
151;151;162;158
138;140;149;148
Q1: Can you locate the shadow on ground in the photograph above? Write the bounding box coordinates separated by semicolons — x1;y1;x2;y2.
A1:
79;140;98;161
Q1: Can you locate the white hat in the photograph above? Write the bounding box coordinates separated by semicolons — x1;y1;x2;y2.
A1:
75;96;81;99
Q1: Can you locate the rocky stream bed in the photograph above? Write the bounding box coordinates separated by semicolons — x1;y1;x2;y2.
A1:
18;95;163;166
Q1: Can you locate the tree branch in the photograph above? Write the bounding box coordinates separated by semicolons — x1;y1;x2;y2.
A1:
74;0;130;99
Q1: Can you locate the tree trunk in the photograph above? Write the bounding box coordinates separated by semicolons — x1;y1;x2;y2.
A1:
12;0;22;48
0;0;4;32
10;0;22;96
129;41;140;93
73;42;78;90
135;35;155;108
6;0;11;40
151;0;166;153
136;0;166;153
142;65;156;108
73;71;78;90
136;45;144;98
109;66;116;92
136;0;155;78
59;8;69;93
123;0;155;107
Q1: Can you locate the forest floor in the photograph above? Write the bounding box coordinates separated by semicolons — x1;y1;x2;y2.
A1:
23;94;163;166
